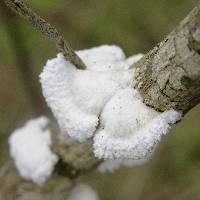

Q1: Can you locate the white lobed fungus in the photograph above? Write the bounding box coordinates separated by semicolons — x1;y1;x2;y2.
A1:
40;45;133;141
68;183;99;200
40;45;182;160
93;87;182;159
8;117;58;185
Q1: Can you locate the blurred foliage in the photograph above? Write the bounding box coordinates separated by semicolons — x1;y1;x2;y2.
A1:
0;0;199;199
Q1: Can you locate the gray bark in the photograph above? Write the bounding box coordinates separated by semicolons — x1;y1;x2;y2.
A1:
133;4;200;113
0;2;200;200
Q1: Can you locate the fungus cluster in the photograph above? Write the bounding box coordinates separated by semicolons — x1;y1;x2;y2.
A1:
40;45;181;160
9;117;58;184
9;45;181;184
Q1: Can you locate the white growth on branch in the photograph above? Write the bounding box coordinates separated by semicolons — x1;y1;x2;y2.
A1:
68;183;99;200
40;45;132;141
93;88;181;159
8;117;58;184
40;45;182;160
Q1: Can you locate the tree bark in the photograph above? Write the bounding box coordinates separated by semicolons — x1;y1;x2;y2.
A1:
133;4;200;113
0;2;199;200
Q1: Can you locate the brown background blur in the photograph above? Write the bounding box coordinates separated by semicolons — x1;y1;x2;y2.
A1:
0;0;200;199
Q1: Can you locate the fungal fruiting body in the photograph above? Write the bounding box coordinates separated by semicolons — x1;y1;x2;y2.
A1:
40;45;133;141
93;87;181;159
9;117;58;184
40;45;182;161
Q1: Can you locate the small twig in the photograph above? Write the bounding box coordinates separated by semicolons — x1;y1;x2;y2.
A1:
4;0;86;69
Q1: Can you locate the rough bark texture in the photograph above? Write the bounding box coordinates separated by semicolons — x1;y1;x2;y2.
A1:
0;2;200;200
132;4;200;113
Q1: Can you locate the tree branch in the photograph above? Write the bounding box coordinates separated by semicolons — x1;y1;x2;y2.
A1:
50;123;100;179
0;2;200;200
132;3;200;114
50;2;200;179
4;0;86;69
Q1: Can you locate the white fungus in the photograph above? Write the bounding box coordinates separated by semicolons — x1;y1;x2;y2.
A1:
8;117;58;185
93;87;181;159
125;53;143;66
40;44;182;160
68;183;99;200
40;45;133;141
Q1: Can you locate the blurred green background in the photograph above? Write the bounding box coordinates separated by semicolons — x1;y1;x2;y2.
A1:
0;0;200;199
